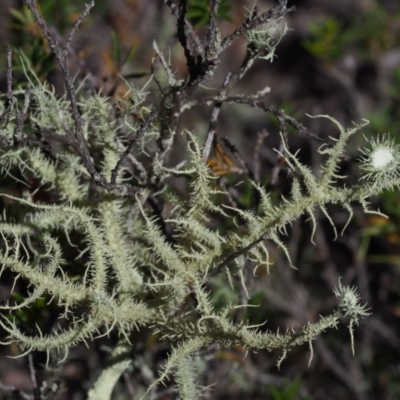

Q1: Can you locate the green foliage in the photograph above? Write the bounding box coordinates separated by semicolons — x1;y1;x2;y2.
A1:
110;30;138;71
345;5;399;56
303;18;345;64
7;1;97;79
269;378;312;400
305;5;400;64
9;6;55;78
10;0;104;33
187;0;232;26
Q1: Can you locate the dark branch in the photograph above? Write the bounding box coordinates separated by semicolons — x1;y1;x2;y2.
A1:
221;1;295;52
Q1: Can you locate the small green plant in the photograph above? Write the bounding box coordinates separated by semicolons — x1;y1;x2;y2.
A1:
0;1;399;399
304;4;400;64
303;17;345;64
269;378;312;400
187;0;232;26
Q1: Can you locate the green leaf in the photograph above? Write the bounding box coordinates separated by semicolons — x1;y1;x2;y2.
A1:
9;8;27;24
121;40;138;67
111;29;122;67
187;0;233;27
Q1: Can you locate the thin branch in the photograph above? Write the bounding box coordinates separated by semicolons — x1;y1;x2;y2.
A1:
204;0;221;62
191;95;328;144
153;41;177;87
0;47;17;124
64;1;95;53
110;108;158;185
6;46;13;100
164;0;204;82
253;129;269;183
14;84;32;140
202;73;231;162
28;354;40;400
0;382;33;400
212;233;266;275
221;1;295;52
24;0;99;180
23;0;141;196
155;89;181;167
221;137;252;176
269;141;286;188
